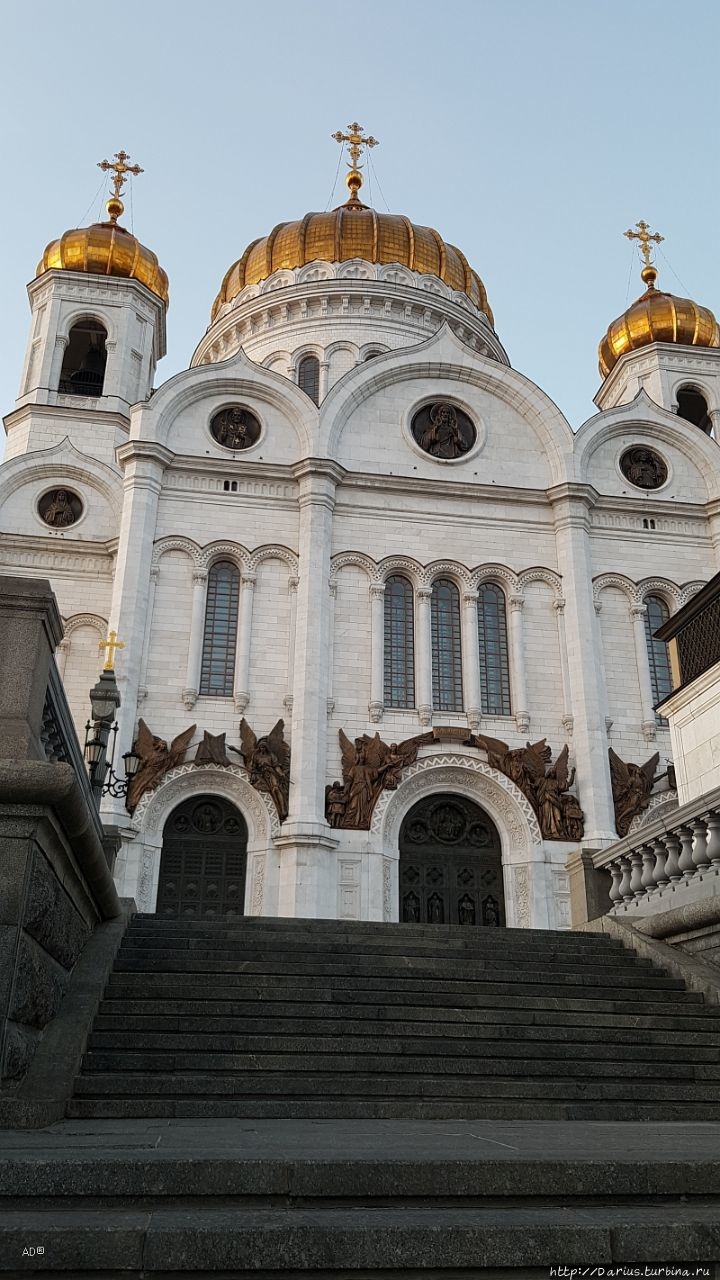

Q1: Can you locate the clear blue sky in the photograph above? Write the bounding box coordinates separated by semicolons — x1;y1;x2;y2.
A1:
2;0;719;458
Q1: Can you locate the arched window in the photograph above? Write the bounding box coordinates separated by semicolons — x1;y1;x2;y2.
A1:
477;584;511;715
644;594;673;707
59;319;107;396
384;576;415;708
431;578;463;712
676;385;711;434
199;561;240;697
297;355;320;405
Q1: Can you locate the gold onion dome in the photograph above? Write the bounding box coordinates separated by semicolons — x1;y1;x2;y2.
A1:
599;221;719;377
36;150;169;306
212;123;492;324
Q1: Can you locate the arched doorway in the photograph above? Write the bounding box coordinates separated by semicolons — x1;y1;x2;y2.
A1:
399;794;505;926
157;795;248;918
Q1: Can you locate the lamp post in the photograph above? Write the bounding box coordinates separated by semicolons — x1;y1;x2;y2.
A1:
83;662;140;804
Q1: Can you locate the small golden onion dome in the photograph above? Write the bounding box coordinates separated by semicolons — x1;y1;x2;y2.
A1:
211;202;493;325
599;263;719;378
36;220;169;305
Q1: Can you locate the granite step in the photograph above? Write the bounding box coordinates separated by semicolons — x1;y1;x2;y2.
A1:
129;914;617;944
85;1030;720;1061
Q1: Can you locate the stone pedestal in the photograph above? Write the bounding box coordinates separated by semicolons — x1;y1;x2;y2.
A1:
566;848;612;926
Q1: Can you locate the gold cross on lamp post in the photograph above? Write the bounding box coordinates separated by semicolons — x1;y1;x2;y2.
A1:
625;219;664;288
331;122;379;203
97;150;144;224
99;631;125;671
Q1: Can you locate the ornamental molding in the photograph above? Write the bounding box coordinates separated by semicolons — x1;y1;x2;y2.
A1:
62;612;107;638
627;791;678;835
329;551;379;584
512;864;532;928
636;577;683;608
592;572;637;606
680;580;707;605
152;536;202;569
517;566;563;597
251;853;266;915
371;752;541;851
131;762;280;841
329;554;560;598
420;561;472;590
198;541;252;573
248;544;299;575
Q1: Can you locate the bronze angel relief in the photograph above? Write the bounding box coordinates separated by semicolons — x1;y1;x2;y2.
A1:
326;730;433;829
608;748;660;837
229;719;290;823
127;720;197;813
472;734;584;841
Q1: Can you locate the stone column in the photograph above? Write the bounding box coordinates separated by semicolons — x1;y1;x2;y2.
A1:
137;565;159;705
553;597;574;736
461;590;481;732
56;637;71;682
182;568;208;711
566;848;613;925
101;441;172;828
233;573;257;715
284;575;299;714
508;594;530;733
415;587;433;727
319;360;330;403
49;335;69;394
369;582;386;723
549;484;617;843
325;580;336;716
276;460;342;917
630;602;658;742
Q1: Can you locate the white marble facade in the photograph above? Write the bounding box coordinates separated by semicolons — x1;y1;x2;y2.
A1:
3;231;720;930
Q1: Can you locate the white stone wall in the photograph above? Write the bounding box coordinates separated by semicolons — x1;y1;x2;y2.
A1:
664;661;720;803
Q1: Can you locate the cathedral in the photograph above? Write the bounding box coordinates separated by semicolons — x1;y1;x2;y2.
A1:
2;130;720;932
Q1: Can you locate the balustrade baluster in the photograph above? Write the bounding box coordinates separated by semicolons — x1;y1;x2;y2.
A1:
641;843;657;896
691;817;710;872
705;811;720;872
608;861;623;908
677;825;695;882
619;856;633;903
664;831;682;884
653;836;669;889
630;851;644;899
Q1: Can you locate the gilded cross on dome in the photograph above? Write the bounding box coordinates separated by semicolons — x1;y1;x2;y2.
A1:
625;219;664;288
97;150;144;224
331;122;379;203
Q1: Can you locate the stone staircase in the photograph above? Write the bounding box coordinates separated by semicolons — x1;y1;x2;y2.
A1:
68;913;720;1120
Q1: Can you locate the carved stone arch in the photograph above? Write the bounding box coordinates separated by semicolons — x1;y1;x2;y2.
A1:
63;612;107;638
372;753;542;929
261;349;291;370
425;561;472;591
291;342;324;373
259;271;295;294
248;544;299;576
575;398;720;499
59;308;118;347
471;563;521;594
592;573;639;609
324;340;359;361
671;376;718;415
680;580;707;606
128;763;279;913
377;263;416;287
377;556;425;590
329;551;378;586
152;536;202;570
336;259;376;282
296;261;335;284
518;566;563;598
199;541;252;574
359;342;390;361
638;577;683;611
0;437;123;520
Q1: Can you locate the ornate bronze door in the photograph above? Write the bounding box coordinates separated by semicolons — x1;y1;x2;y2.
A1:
157;796;248;919
399;794;505;926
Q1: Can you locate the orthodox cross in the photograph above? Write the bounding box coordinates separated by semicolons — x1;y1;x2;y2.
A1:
99;631;125;671
331;122;379;173
98;150;144;201
624;219;664;270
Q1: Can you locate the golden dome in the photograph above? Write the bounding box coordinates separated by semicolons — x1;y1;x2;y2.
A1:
37;220;169;305
212;201;493;324
599;264;719;377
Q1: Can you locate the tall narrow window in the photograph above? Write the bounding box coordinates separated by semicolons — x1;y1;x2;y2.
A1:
477;584;511;715
431;578;463;712
199;561;240;697
644;594;672;707
297;355;320;405
384;576;415;708
59;319;107;396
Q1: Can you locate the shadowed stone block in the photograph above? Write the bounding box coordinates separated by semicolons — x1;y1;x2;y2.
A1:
23;850;90;970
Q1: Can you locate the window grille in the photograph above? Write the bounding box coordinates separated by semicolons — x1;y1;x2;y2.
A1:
477;584;511;715
431;578;463;712
298;355;320;405
644;595;672;706
676;596;720;686
199;561;240;696
384;576;415;708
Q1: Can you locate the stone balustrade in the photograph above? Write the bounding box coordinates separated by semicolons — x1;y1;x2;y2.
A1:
592;784;720;919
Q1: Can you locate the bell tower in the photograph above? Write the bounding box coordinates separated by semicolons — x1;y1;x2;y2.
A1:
6;152;168;463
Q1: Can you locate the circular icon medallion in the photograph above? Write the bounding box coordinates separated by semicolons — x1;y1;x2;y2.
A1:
411;402;476;459
210;405;261;450
619;446;668;490
38;489;83;528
